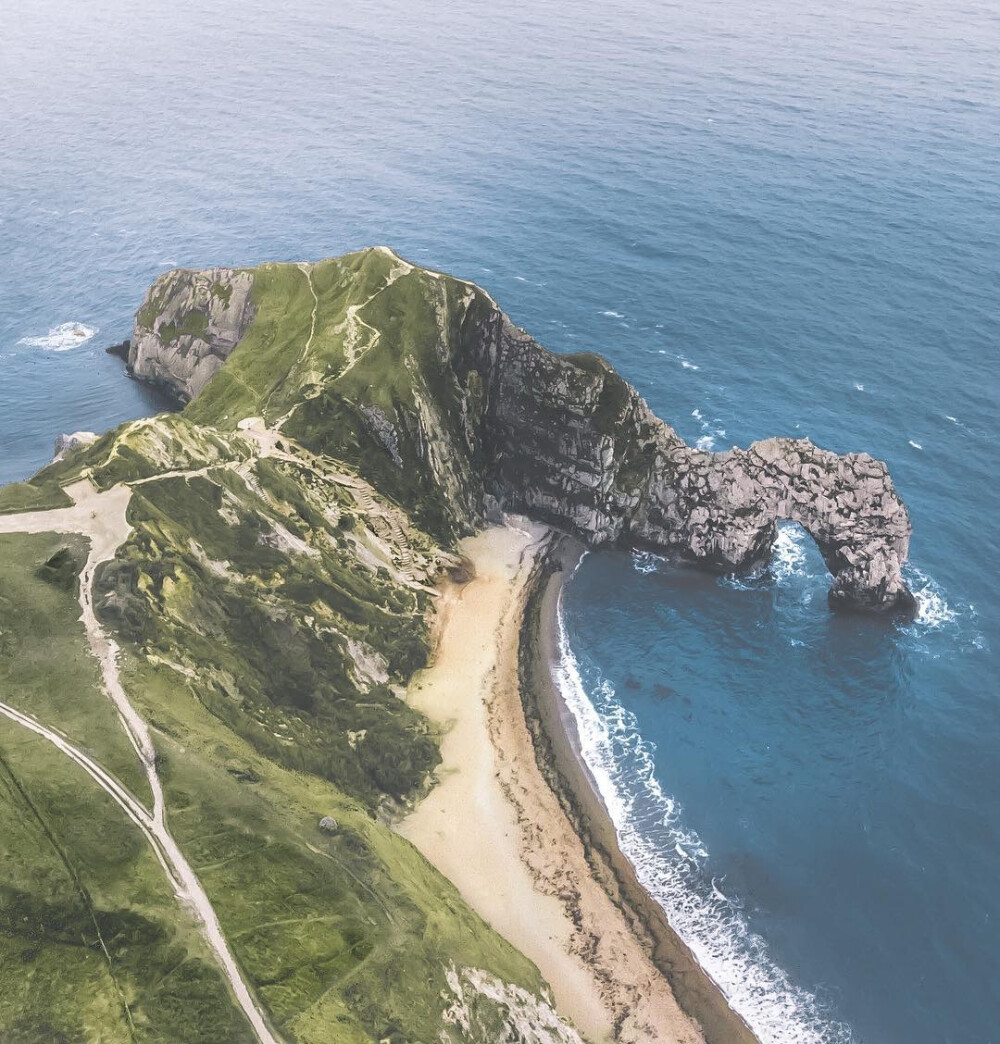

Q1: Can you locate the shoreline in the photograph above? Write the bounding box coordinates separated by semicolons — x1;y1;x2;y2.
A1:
398;523;746;1043
520;534;759;1044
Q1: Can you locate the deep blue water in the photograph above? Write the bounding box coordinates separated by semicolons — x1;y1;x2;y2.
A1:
2;1;997;1040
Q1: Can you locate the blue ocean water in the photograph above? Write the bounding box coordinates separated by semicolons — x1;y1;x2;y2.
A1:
2;1;997;1040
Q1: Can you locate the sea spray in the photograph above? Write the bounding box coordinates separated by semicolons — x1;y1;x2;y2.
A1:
17;322;98;351
553;582;854;1044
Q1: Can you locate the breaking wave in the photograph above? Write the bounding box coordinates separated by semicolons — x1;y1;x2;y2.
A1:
631;549;666;575
17;322;98;351
899;567;983;652
692;407;726;451
553;591;854;1044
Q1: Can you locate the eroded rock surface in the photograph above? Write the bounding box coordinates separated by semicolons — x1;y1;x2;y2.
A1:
465;312;915;613
129;267;255;401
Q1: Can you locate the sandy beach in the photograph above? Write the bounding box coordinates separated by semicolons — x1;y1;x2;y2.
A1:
398;522;725;1044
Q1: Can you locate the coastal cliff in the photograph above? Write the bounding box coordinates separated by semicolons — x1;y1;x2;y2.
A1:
129;266;256;400
131;248;914;612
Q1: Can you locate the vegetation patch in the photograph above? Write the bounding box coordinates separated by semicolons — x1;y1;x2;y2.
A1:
159;309;210;345
96;465;436;805
0;479;73;515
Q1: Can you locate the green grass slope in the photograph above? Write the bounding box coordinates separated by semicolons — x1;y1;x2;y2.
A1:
0;534;252;1043
0;413;577;1042
184;249;495;542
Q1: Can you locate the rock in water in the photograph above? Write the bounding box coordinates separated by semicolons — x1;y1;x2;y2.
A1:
104;338;131;360
128;248;916;613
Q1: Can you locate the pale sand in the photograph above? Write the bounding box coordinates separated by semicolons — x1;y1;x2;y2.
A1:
397;523;704;1044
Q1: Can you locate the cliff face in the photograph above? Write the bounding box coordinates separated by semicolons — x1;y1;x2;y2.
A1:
464;314;913;612
129;266;255;400
131;249;915;613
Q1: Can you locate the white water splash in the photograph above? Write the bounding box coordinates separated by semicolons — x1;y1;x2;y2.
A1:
770;525;810;583
672;352;700;370
905;567;960;631
17;322;98;351
692;407;726;451
553;595;853;1044
631;550;665;575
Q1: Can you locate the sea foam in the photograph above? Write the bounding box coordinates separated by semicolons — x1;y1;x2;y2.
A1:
692;407;726;451
554;586;853;1044
17;322;98;351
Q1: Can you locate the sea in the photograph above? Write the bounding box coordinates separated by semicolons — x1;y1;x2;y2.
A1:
2;1;997;1041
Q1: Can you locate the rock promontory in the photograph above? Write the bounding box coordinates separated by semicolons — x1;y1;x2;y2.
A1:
128;248;915;613
129;266;255;401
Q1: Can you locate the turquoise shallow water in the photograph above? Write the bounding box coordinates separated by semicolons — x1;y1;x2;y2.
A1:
2;1;997;1040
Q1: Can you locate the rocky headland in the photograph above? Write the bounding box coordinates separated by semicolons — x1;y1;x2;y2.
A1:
128;247;914;613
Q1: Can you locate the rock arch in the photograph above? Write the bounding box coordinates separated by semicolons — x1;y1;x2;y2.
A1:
630;437;916;613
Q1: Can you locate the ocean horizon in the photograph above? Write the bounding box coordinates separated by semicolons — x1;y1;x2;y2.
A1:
3;1;998;1041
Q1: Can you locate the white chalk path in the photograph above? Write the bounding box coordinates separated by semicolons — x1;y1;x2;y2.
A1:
0;479;280;1044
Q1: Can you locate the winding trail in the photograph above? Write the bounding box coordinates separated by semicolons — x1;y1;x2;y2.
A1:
269;248;414;432
0;479;280;1044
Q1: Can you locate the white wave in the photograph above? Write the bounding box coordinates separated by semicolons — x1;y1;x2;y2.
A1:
771;525;809;583
905;567;959;630
908;440;922;450
601;309;625;319
681;359;699;370
553;600;853;1044
514;275;528;282
631;550;665;575
718;524;820;595
692;407;726;452
158;258;178;267
854;383;864;392
17;322;98;351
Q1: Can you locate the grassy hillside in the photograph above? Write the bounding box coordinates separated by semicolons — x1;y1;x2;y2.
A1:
184;249;495;542
0;412;575;1042
0;533;251;1043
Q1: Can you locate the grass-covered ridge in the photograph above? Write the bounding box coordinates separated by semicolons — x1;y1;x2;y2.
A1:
182;249;499;542
97;447;439;805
